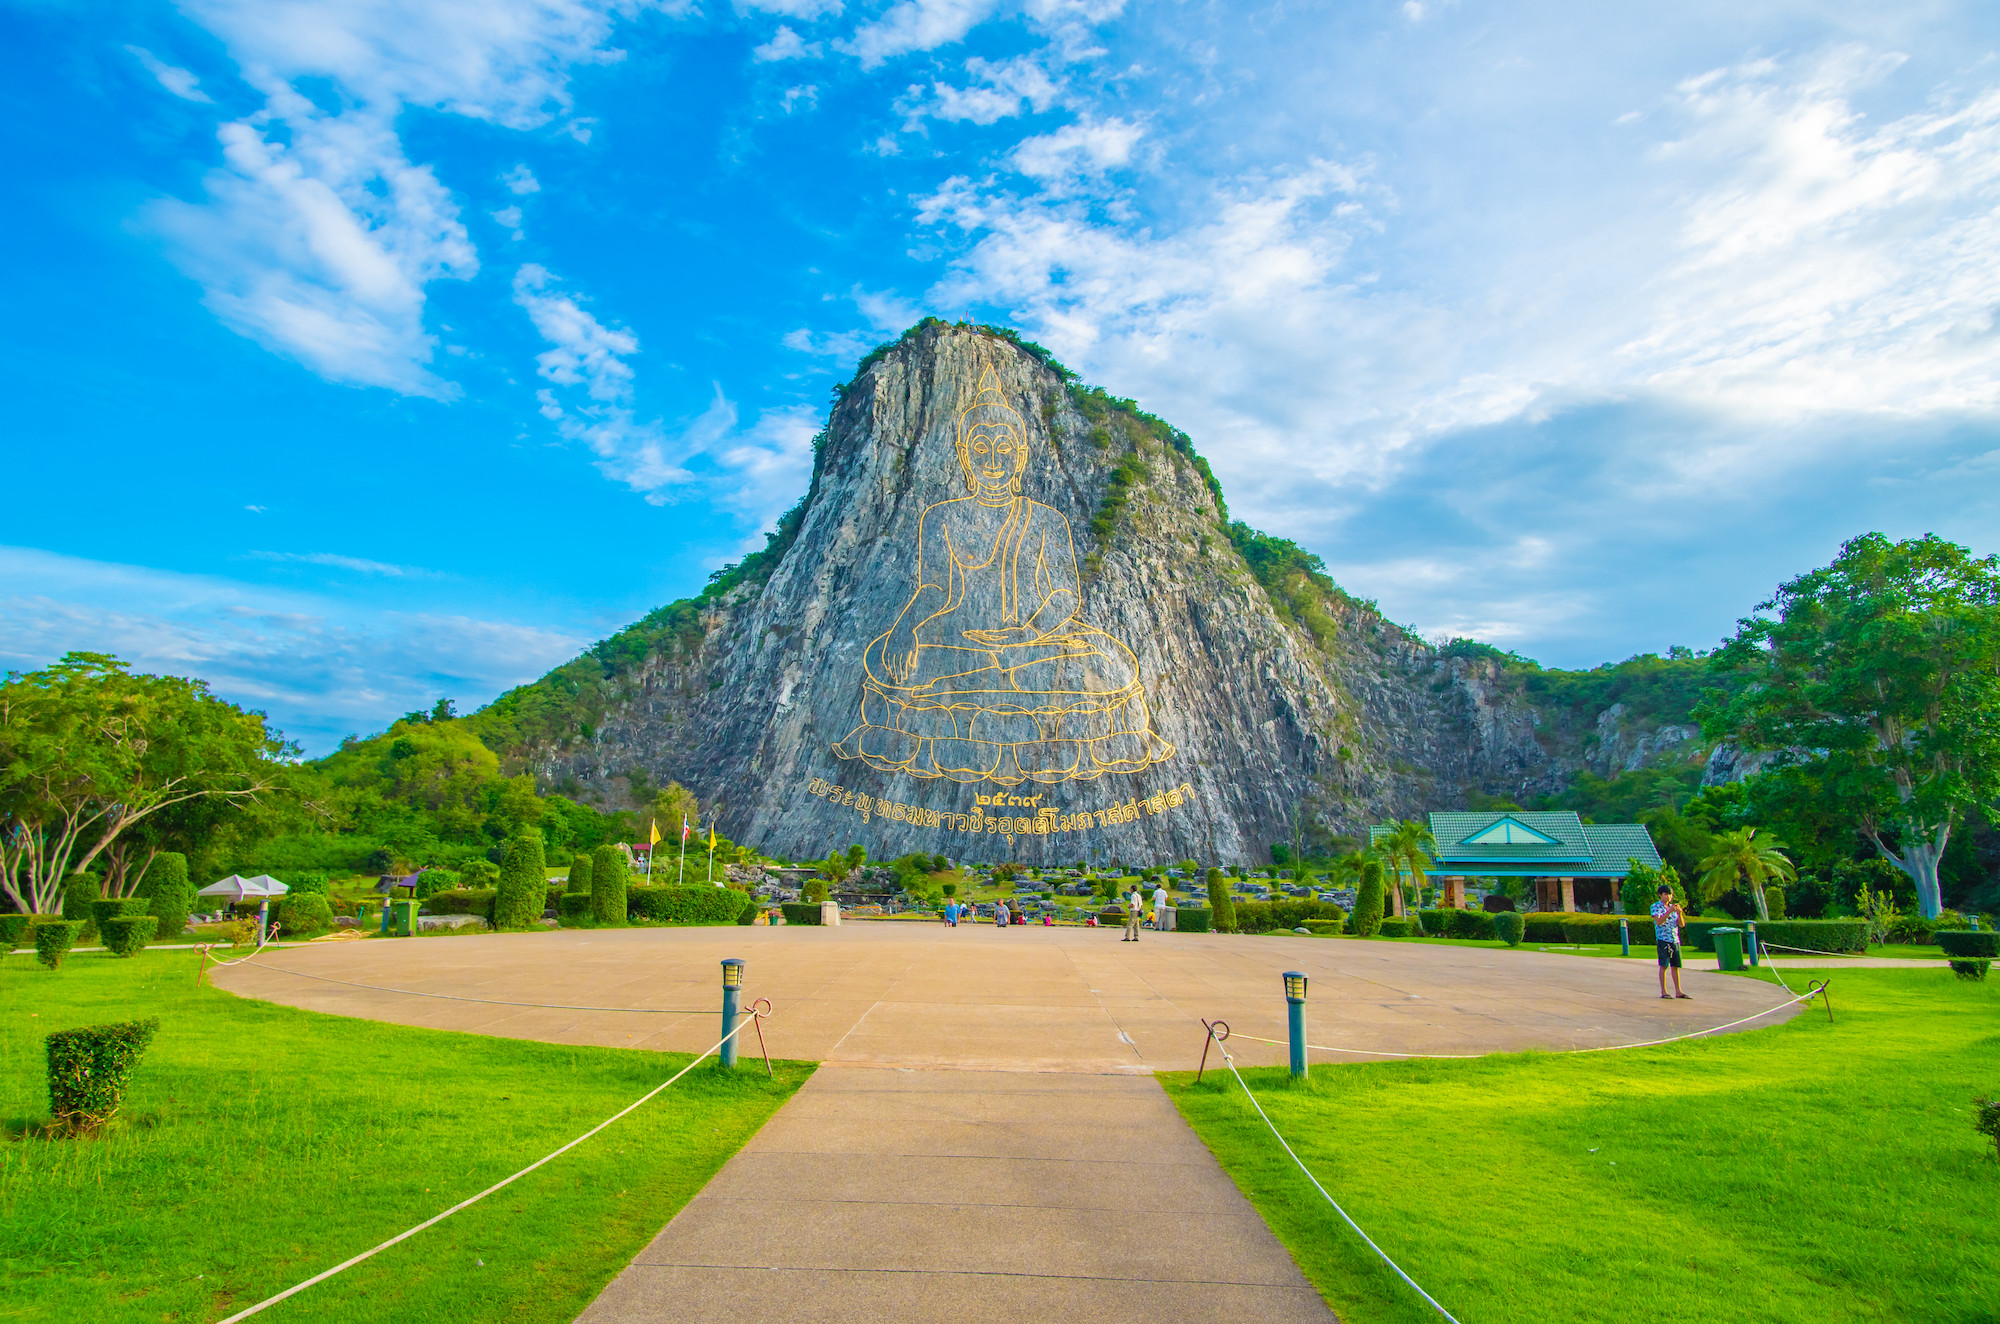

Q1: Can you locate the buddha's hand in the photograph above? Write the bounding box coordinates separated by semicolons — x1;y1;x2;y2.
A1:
884;628;922;681
963;625;1041;646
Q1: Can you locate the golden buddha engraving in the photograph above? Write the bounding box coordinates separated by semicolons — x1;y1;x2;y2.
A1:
833;367;1175;786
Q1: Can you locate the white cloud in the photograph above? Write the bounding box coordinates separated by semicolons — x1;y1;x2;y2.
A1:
492;204;525;237
146;0;657;396
754;25;821;61
782;84;819;112
0;545;584;755
248;551;430;576
502;163;542;194
924;54;1062;125
851;284;922;331
840;0;999;69
1010;115;1140;180
737;0;843;17
126;45;215;102
782;326;872;357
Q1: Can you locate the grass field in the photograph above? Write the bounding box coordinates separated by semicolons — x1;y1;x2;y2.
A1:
1167;969;2000;1324
2;949;810;1324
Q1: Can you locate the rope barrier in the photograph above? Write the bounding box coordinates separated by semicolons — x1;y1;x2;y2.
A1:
1759;941;1867;960
213;1002;773;1324
233;961;710;1015
1223;984;1826;1061
1204;1023;1464;1323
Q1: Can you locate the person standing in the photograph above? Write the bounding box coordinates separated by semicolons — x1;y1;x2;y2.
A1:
1124;885;1143;942
1152;882;1171;933
1652;884;1691;1000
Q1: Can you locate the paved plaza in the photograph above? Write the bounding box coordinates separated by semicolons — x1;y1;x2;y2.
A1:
214;924;1800;1323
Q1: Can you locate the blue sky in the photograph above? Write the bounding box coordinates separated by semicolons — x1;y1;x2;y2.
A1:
5;0;2000;754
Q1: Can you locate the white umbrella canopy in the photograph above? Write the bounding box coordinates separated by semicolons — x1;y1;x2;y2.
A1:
197;875;291;902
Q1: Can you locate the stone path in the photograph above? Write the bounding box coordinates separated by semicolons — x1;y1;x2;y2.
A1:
212;924;1804;1324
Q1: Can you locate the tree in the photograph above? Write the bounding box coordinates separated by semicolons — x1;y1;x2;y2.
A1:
1205;867;1236;933
1698;534;2000;918
494;826;546;930
651;782;700;840
0;653;287;913
1376;820;1436;923
1697;828;1796;921
590;843;628;925
1351;859;1386;937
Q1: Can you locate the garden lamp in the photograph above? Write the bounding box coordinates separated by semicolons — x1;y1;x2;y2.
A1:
719;959;744;1068
1283;970;1308;1079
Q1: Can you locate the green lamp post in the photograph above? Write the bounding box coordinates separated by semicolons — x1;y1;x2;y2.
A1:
1283;970;1308;1079
720;959;744;1068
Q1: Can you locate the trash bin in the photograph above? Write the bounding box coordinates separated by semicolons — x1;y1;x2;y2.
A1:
391;899;418;937
1712;926;1744;971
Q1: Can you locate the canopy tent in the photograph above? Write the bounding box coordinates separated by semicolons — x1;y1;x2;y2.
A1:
197;874;290;902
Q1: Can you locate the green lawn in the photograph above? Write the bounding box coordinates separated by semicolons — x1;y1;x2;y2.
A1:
1167;969;1999;1324
2;949;810;1324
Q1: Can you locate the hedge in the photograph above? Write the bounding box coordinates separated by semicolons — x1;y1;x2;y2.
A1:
1520;913;1574;943
423;888;498;918
1937;930;1999;959
1234;899;1348;934
35;920;84;969
1684;919;1867;955
101;915;159;957
1561;915;1637;944
780;902;823;926
1494;911;1525;946
1950;959;1990;981
90;898;148;930
1447;909;1496;939
0;914;30;949
1302;915;1345;935
627;887;752;926
559;891;592;922
46;1018;159;1135
1176;908;1213;933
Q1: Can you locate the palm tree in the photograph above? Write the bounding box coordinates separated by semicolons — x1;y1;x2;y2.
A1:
1697;828;1796;921
1376;820;1436;926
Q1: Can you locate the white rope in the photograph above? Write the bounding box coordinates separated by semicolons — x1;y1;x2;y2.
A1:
240;962;708;1014
1759;941;1865;959
1226;986;1823;1061
1209;1028;1463;1323
213;1010;764;1324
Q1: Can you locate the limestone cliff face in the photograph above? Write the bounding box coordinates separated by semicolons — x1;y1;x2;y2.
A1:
508;325;1713;862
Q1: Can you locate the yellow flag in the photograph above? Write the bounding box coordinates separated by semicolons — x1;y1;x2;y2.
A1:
708;826;716;850
649;819;661;846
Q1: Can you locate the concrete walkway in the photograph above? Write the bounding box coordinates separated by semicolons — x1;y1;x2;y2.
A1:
576;1065;1331;1324
211;925;1806;1324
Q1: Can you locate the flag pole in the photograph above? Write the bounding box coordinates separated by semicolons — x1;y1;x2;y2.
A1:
706;826;716;886
678;815;687;886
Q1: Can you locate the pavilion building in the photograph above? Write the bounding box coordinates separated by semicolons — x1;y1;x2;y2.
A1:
1370;811;1663;913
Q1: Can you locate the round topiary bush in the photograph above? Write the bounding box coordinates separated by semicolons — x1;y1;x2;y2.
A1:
1494;911;1526;946
278;893;335;939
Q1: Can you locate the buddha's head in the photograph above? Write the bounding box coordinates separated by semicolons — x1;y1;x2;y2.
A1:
957;369;1030;498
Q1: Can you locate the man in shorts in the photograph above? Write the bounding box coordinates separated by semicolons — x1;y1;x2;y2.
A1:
1652;884;1690;999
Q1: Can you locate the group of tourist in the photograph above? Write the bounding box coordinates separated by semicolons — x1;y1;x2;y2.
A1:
934;882;1178;936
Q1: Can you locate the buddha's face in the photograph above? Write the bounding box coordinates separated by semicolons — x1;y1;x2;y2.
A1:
959;417;1029;491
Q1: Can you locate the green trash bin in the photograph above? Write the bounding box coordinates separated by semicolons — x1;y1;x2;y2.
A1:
1712;926;1744;972
391;899;418;938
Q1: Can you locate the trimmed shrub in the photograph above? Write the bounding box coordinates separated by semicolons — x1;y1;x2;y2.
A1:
35;920;84;969
627;887;751;926
567;854;593;895
591;845;629;927
1494;911;1525;946
1206;868;1236;934
1418;909;1452;935
1351;861;1385;938
558;892;592;923
1949;959;1989;981
61;874;102;944
138;852;195;940
1521;913;1571;943
413;869;459;900
1376;918;1414;937
1177;907;1213;933
494;828;547;931
101;915;159;957
1764;886;1786;920
736;896;758;925
1302;915;1345;936
1560;915;1632;944
46;1018;159;1135
0;914;32;949
1686;919;1868;955
276;892;334;939
90;898;148;930
1446;909;1497;940
780;902;823;926
423;888;498;919
1937;930;1999;959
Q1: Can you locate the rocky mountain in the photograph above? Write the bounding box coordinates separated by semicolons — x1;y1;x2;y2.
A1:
471;321;1725;863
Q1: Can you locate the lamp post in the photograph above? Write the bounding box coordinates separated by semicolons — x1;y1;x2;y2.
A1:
1283;970;1308;1080
1619;917;1630;958
720;959;744;1069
